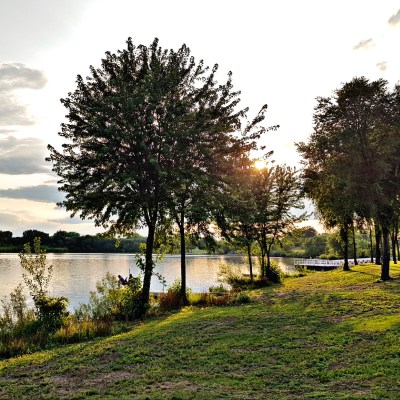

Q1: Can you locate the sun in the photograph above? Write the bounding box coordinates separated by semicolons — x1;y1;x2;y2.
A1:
254;160;267;170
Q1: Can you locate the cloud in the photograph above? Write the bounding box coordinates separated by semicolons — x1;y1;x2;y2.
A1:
48;216;87;225
353;38;374;50
0;185;64;203
0;135;50;174
0;63;47;127
376;62;387;71
388;9;400;26
0;212;23;229
0;94;34;125
0;63;47;91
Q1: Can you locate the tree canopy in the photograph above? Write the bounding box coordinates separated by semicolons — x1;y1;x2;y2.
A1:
297;77;400;278
47;37;269;312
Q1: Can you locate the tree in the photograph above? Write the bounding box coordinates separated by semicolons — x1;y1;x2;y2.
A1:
218;159;305;280
47;38;266;313
298;77;400;279
253;164;305;277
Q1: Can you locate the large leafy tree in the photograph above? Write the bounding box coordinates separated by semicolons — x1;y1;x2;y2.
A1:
298;77;400;279
47;38;266;312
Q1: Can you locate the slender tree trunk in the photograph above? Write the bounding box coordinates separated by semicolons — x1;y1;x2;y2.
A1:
391;227;397;264
396;232;400;263
369;226;374;263
178;212;188;305
381;225;391;281
352;224;358;265
141;223;156;316
258;240;266;277
375;224;382;265
341;226;350;271
246;242;253;281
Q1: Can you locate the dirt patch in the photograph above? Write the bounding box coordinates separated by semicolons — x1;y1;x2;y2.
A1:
51;369;138;397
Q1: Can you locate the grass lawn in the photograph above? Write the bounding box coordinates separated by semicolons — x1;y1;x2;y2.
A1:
1;263;400;399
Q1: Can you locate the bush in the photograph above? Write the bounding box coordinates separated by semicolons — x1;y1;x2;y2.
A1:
54;316;112;343
265;261;283;283
208;284;229;294
218;263;250;289
34;295;69;333
74;272;142;321
158;280;190;311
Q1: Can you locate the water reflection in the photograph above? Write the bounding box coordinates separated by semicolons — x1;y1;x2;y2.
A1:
0;253;294;311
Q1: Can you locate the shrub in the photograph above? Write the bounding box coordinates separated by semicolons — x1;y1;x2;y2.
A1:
209;284;229;294
265;260;283;283
229;292;252;305
54;316;112;343
34;295;69;333
74;272;142;321
218;263;250;289
158;280;190;311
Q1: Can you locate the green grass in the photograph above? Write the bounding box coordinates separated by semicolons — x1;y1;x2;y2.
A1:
2;263;400;399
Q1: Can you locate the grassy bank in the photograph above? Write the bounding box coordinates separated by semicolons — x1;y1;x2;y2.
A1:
1;263;400;399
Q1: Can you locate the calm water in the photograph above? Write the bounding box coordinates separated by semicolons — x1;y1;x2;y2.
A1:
0;253;294;311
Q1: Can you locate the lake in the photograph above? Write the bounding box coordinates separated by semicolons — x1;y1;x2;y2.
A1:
0;253;295;311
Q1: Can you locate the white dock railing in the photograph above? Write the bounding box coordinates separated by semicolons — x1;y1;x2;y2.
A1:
294;258;373;268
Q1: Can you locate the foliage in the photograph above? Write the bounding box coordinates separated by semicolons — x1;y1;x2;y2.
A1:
218;262;272;289
158;280;191;311
47;37;270;314
19;237;53;300
297;77;400;278
19;237;69;333
263;260;283;283
74;272;143;321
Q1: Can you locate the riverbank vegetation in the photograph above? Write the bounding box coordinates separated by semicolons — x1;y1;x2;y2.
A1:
1;262;400;398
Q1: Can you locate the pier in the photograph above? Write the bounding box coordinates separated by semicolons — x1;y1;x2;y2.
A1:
294;258;373;269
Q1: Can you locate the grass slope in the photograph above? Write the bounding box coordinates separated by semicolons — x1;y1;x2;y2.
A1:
1;264;400;399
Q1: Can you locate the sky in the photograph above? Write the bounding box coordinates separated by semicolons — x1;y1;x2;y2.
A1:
1;0;400;237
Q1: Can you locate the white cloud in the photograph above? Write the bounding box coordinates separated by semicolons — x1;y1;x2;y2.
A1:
0;135;50;174
388;9;400;26
353;38;374;50
376;62;387;71
0;185;64;203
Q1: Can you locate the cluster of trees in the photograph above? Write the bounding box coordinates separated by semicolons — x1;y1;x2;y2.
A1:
0;230;146;253
47;38;304;314
298;77;400;280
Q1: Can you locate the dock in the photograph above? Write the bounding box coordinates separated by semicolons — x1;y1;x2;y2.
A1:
294;258;373;269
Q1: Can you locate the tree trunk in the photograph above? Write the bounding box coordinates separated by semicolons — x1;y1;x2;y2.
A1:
178;213;188;305
341;226;350;271
375;224;382;265
246;242;253;281
369;226;374;263
381;225;391;281
391;227;397;264
141;223;156;316
352;224;358;265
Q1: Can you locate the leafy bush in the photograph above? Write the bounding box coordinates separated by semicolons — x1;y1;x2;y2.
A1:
265;260;283;283
34;295;69;333
229;292;252;305
54;316;112;343
74;272;143;321
209;284;229;294
158;280;191;311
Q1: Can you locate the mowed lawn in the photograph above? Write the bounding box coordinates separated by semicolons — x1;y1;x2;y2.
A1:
1;264;400;399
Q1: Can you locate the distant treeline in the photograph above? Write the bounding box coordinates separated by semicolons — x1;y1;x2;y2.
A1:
0;230;147;253
0;227;374;258
0;229;236;254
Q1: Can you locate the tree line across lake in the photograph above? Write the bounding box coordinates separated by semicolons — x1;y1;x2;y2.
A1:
0;226;382;262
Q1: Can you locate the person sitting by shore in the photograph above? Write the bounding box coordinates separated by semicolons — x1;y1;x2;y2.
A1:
118;274;127;285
